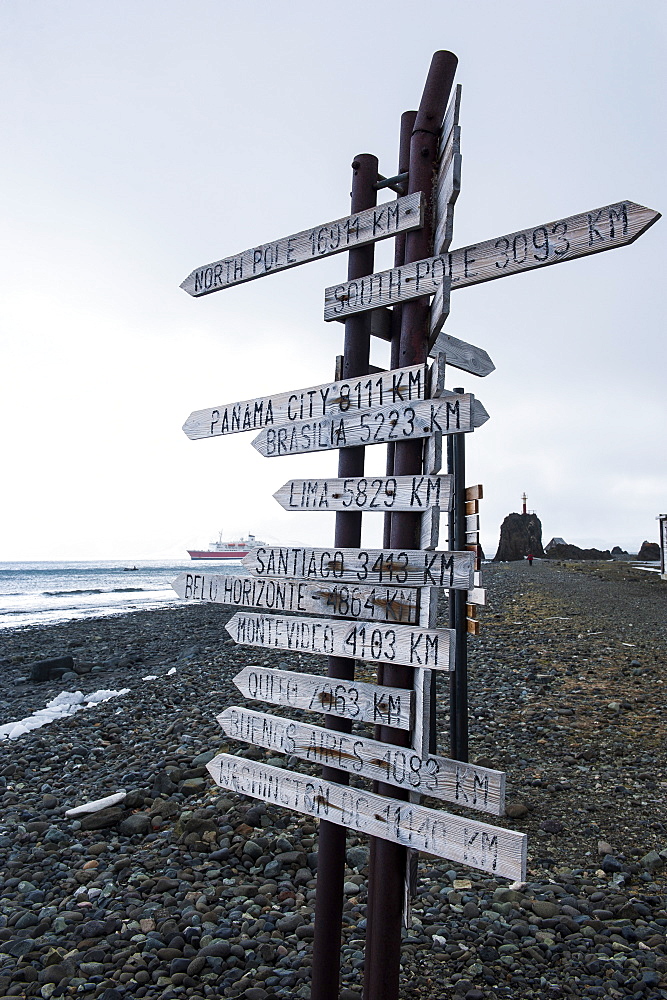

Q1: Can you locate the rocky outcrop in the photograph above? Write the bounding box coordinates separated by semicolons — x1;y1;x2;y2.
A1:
545;543;612;560
494;512;544;561
637;540;660;561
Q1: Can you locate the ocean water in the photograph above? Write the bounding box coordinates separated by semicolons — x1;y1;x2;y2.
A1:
0;560;246;631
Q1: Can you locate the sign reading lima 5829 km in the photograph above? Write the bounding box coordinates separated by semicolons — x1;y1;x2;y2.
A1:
180;193;424;297
324;200;660;320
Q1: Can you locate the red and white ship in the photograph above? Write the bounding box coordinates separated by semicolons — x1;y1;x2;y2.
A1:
187;532;265;561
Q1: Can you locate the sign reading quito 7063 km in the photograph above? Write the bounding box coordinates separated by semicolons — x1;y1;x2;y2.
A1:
219;705;506;815
252;395;476;458
243;545;474;588
171;571;430;625
182;362;427;441
225;612;456;671
324;200;660;320
180;192;424;297
232;664;415;730
207;754;527;881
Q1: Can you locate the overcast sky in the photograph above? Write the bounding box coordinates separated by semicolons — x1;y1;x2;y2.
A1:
1;0;665;560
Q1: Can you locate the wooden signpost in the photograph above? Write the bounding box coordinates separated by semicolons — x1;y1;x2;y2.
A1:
224;612;456;670
218;705;505;814
324;200;660;321
172;571;430;625
232;664;414;730
180;192;424;297
273;473;453;513
176;47;659;1000
206;753;526;881
251;394;477;457
182;361;428;441
241;544;475;588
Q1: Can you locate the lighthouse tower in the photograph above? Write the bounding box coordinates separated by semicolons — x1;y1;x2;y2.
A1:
522;492;527;515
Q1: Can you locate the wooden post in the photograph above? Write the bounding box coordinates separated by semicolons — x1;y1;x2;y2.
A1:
364;50;458;1000
448;387;469;761
310;152;378;1000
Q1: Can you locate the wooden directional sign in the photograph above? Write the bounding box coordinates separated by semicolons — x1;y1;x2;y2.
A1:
225;612;455;671
428;331;495;378
172;571;429;625
182;362;427;441
232;665;413;730
242;545;474;589
273;474;453;513
324;200;660;321
207;754;527;880
251;395;475;457
219;705;505;816
180;193;424;297
434;83;462;256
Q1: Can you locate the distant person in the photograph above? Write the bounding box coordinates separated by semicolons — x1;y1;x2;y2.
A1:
527;553;533;566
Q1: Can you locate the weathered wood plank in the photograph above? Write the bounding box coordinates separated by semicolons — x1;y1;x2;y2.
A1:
439;84;461;162
181;193;424;297
251;395;475;457
273;475;453;514
325;201;660;321
206;754;526;879
434;150;462;256
465;484;484;501
429;332;495;378
232;665;413;730
420;506;440;551
466;514;480;532
467;619;481;636
465;499;479;516
183;363;427;441
172;572;429;624
428;278;451;344
242;545;475;589
466;587;486;607
225;612;456;671
219;705;505;815
424;431;442;475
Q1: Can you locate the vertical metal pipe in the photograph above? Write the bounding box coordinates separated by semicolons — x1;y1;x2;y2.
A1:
448;387;468;761
311;153;378;1000
365;51;457;1000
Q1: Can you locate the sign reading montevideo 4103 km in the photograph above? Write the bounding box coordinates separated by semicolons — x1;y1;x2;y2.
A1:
252;395;475;457
183;362;427;441
180;193;424;297
243;545;474;588
171;571;429;624
324;200;660;320
225;612;455;670
207;754;527;881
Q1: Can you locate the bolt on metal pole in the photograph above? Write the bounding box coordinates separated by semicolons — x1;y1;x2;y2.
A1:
448;387;469;761
311;153;378;1000
364;51;457;1000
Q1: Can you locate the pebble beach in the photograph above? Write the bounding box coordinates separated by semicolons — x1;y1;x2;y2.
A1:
0;559;665;1000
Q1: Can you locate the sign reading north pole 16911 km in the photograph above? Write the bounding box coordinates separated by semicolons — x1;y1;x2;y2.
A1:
180;192;424;297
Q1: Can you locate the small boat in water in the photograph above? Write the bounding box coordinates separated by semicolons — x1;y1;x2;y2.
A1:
187;532;266;561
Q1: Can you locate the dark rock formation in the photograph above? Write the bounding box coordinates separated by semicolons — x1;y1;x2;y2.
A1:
545;543;612;560
611;546;628;557
637;540;660;561
494;512;544;561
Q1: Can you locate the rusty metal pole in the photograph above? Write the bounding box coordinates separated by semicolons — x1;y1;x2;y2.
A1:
311;153;378;1000
365;51;457;1000
383;110;417;549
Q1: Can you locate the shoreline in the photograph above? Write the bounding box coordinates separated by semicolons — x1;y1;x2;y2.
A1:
0;561;665;998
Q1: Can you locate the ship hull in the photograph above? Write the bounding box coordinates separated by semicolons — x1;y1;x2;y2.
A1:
187;550;250;560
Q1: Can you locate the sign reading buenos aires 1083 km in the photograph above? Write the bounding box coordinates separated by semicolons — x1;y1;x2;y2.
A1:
180;192;424;297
